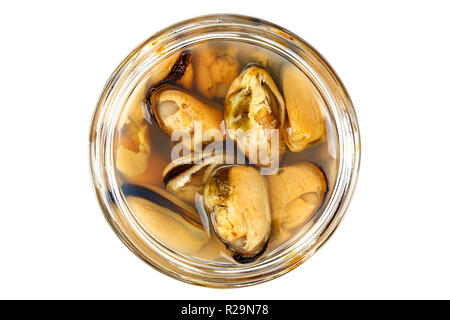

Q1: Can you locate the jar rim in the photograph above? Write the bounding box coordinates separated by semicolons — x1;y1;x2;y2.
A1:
89;14;361;288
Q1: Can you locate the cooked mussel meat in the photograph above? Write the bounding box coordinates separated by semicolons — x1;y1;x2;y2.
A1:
225;66;286;166
203;165;271;262
145;50;223;151
281;65;326;152
122;183;209;254
149;50;193;90
195;45;240;100
162;153;235;206
148;84;225;150
266;162;327;242
116;124;151;179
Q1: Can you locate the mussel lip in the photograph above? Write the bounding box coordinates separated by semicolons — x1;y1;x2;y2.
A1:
145;50;192;125
163;163;195;187
231;241;269;264
163;153;237;188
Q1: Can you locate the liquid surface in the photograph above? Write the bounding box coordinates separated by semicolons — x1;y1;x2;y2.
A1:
114;40;338;264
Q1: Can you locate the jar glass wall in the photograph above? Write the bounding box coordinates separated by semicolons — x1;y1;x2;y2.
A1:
89;14;360;287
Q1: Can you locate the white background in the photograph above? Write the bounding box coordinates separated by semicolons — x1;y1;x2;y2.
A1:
1;0;449;299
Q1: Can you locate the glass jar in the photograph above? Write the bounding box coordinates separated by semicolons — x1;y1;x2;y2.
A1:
89;14;360;288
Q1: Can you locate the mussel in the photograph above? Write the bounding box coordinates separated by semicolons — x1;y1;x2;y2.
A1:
148;84;225;150
195;45;240;100
162;153;235;206
122;183;209;254
203;165;271;262
116;124;151;179
118;51;194;133
225;66;286;167
266;162;327;242
146;50;224;151
281;65;326;152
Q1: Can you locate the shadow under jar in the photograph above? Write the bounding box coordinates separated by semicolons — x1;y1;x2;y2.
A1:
90;14;360;288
